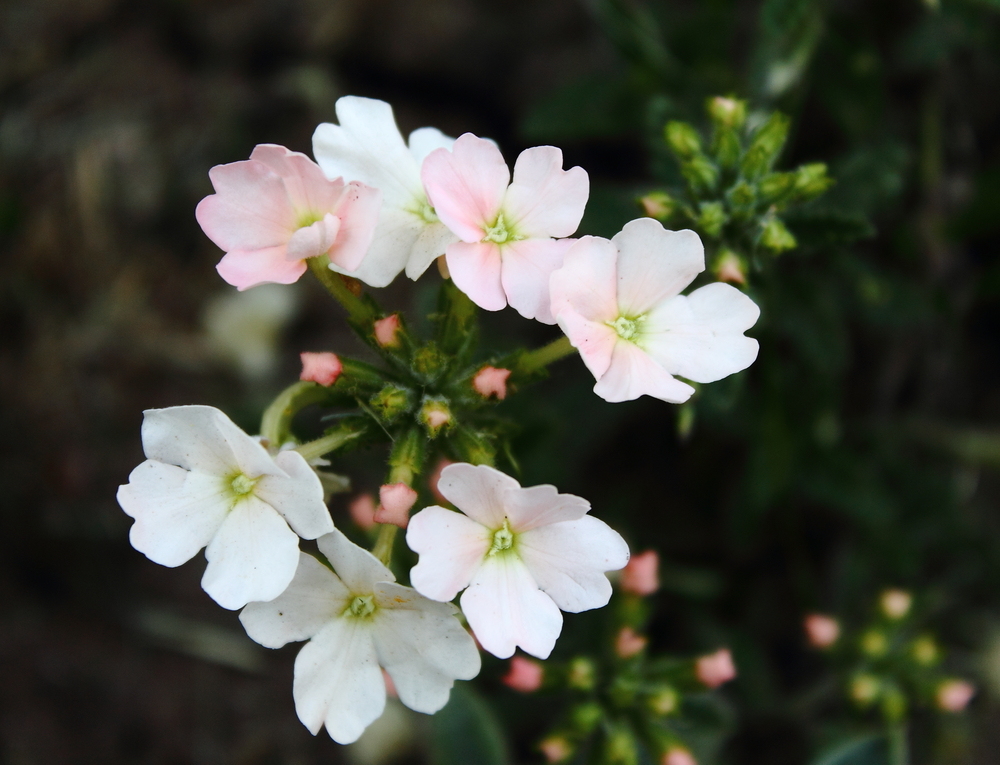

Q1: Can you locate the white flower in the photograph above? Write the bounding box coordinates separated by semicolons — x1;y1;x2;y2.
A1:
239;528;481;744
116;405;333;609
550;218;761;403
406;463;629;659
312;96;459;287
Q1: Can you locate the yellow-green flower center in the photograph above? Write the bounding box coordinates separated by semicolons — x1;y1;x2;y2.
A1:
347;594;376;618
296;211;322;228
608;316;640;341
230;473;257;496
489;518;515;556
482;213;523;245
414;200;440;224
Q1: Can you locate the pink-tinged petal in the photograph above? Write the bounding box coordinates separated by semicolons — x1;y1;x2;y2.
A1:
517;515;629;613
407;506;490;602
501;656;544;692
202;496;301;609
216;245;307;290
436;463;520;528
349;493;378;531
640;282;760;383
446;241;506;312
407;127;456;166
936;680;976;712
330;207;419;288
472;366;511;400
593;341;696;404
556;311;618;383
374;483;418;529
255;449;333;539
615;626;648;658
550;236;619;323
500;238;575;324
317;527;395;593
196;161;295;252
504;146;589;238
249;144;346;216
239;552;350;648
663;747;698;765
374;582;481;714
695;648;737;688
460;555;563;659
502;484;590;533
286;213;341;262
620;550;659;596
117;461;229;567
421;134;510;242
299;352;342;386
293;617;384;743
803;614;840;649
613;219;705;317
373;315;401;348
405;220;459;280
327;181;382;272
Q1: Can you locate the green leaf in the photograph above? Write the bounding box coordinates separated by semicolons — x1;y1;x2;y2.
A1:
583;0;674;84
810;735;888;765
429;683;510;765
750;0;825;100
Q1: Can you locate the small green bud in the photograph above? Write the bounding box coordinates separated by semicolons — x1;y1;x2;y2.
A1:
860;629;889;658
605;725;639;765
850;674;881;707
370;385;413;423
793;162;833;200
910;635;939;666
609;675;638;708
448;426;496;466
665;121;702;158
419;396;453;437
638;191;677;221
676;403;696;441
569;702;603;734
567;657;597;691
681;156;719;193
412;343;447;380
696;201;728;238
760;216;797;252
647;685;681;716
707;96;747;129
880;685;908;723
712;128;741;169
741;112;790;178
726;180;756;218
758;172;797;204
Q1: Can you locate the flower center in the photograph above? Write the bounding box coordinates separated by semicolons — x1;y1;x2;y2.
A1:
415;200;439;224
481;213;522;245
347;594;376;618
608;315;640;341
488;518;515;556
230;473;257;496
296;211;322;228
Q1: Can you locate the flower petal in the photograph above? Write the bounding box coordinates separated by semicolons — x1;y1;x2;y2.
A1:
407;127;456;166
640;282;760;383
250;144;346;217
556;311;618;383
317;527;395;594
503;146;588;238
286;213;341;262
460;554;563;659
437;463;520;529
202;496;301;609
196;160;294;251
239;552;350;648
407;506;491;602
593;341;696;404
518;516;629;613
422;134;510;242
499;238;575;324
254;450;333;539
613;219;704;317
445;241;506;312
329;207;421;288
404;220;460;280
216;245;308;290
140;406;238;475
502;484;590;532
373;582;481;714
117;460;230;567
293;617;384;743
327;181;382;272
550;235;620;324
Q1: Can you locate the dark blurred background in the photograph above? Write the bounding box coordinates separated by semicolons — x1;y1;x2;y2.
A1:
2;0;1000;763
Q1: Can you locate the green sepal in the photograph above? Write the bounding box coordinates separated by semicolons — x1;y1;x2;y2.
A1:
741;112;790;178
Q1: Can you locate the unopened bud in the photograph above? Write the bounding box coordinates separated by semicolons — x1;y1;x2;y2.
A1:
936;679;975;712
348;493;377;531
910;635;939;666
804;614;840;649
373;314;402;348
539;736;573;764
647;686;680;716
726;180;756;210
567;657;597;691
696;201;728;238
427;457;455;504
615;627;648;658
714;249;747;285
682;156;719;193
370;384;412;423
758;172;796;204
639;191;677;221
502;656;544;693
880;685;907;723
472;366;511;400
412;343;447;380
419;397;453;437
374;482;417;528
860;629;889;658
760;216;797;252
793;163;833;199
707;96;747;129
741;112;790;177
880;589;912;620
569;702;603;734
620;550;659;596
605;725;639;765
695;649;736;688
677;403;696;441
299;352;343;387
662;747;698;765
665;121;702;158
850;674;881;707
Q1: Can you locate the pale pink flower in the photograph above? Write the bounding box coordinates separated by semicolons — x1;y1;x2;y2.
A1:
373;314;402;347
804;614;840;648
615;627;648;658
663;747;698;765
299;352;343;386
472;366;512;400
695;649;736;688
501;655;544;693
374;483;418;529
421;133;589;323
196;144;381;291
620;550;659;596
936;679;975;712
406;463;629;659
349;493;377;531
880;589;912;620
550;218;760;404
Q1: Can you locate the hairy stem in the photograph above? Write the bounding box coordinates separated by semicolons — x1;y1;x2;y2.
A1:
294;428;362;463
517;335;576;374
887;722;909;765
260;381;329;446
307;256;375;326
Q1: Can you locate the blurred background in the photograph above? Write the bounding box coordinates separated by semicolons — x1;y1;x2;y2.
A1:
2;0;1000;763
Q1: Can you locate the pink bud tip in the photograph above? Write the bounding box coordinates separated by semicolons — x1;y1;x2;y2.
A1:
615;627;648;659
695;649;736;689
472;366;512;400
620;550;659;596
382;669;398;699
662;747;698;765
374;314;402;348
299;352;343;387
428;457;456;504
502;655;544;693
804;614;840;648
715;251;746;285
348;493;377;531
374;483;418;528
540;737;572;763
936;680;975;712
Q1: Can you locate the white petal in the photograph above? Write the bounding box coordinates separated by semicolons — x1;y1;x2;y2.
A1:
518;516;629;613
613;219;704;317
593;341;696;404
436;463;520;528
404;220;459;280
460;555;563;659
407;506;490;602
117;460;230;567
293;617;384;743
329;206;421;287
407;127;456;166
202;496;301;609
502;483;590;532
550;236;620;324
640;282;760;383
317;528;395;594
254;450;333;539
240;552;350;648
503;146;588;238
373;582;481;714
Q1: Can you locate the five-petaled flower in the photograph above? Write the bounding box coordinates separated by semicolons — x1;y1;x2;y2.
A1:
406;463;629;659
116;405;334;609
421;133;589;323
239;528;481;744
196;144;382;291
550;218;760;403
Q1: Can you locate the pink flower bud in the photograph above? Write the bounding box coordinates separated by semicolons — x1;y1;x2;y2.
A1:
299;352;342;386
662;747;697;765
695;649;736;688
472;366;512;400
880;589;912;620
804;614;840;648
501;655;544;693
936;679;975;712
540;736;573;764
615;627;648;658
714;250;746;285
382;669;398;698
620;550;659;596
374;314;402;348
428;457;455;504
348;493;377;531
374;483;418;528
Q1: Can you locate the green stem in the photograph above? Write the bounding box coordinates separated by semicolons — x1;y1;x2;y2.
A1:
294;428;362;463
370;429;426;566
887;722;909;765
260;381;329;446
516;335;576;374
372;525;398;567
307;256;375;326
